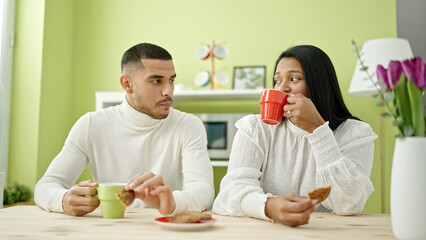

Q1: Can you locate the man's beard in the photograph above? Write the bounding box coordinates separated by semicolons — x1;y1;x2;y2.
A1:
156;97;173;106
149;97;173;119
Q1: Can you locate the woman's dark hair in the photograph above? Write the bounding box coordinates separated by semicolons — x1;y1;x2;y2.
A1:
273;45;359;130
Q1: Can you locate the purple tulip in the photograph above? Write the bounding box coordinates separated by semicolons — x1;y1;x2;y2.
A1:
424;63;426;89
401;57;425;88
376;65;390;89
387;61;403;88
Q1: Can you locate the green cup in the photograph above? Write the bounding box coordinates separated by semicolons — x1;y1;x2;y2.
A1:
97;183;127;219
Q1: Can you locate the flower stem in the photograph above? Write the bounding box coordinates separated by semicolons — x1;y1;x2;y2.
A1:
351;41;399;124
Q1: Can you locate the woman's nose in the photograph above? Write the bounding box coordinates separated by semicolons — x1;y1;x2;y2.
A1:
274;81;290;93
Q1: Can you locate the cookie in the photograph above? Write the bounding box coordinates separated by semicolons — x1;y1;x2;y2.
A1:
115;189;135;206
308;186;331;202
199;212;212;220
170;211;212;223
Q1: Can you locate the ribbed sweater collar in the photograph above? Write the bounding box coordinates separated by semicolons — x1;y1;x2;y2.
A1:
118;97;165;131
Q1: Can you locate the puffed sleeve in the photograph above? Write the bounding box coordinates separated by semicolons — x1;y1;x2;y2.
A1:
213;115;272;220
307;120;377;215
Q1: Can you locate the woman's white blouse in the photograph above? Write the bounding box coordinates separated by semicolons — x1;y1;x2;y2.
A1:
212;115;377;220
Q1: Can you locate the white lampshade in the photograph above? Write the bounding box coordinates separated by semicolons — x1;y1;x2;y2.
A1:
348;38;414;97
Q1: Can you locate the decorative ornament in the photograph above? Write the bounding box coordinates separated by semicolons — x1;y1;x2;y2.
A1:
194;41;229;89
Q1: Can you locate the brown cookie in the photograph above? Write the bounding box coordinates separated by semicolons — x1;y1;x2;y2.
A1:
199;212;212;220
308;186;331;202
170;211;212;223
170;212;201;223
115;189;135;206
184;211;212;220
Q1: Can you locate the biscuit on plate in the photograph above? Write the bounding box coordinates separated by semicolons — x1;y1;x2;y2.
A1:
308;186;331;202
115;189;135;206
170;211;212;223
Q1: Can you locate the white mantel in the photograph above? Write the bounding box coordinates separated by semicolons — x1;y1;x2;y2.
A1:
95;89;262;111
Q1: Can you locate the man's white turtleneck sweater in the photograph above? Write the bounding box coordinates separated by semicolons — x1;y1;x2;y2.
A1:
35;99;214;214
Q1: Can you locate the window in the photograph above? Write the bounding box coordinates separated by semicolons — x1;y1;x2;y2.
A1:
0;0;15;175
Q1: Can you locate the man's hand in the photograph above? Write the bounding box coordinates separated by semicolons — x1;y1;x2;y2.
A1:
265;193;319;227
126;172;175;215
62;179;100;216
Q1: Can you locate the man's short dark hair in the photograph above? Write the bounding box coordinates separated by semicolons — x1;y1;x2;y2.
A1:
121;43;172;72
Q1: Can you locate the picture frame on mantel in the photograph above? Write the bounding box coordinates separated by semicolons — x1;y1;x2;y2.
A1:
233;66;266;90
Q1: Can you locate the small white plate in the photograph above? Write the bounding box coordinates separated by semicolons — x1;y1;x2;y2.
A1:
154;216;217;231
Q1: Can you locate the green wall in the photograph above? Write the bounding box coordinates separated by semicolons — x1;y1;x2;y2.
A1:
8;0;397;213
8;0;45;189
37;0;75;183
9;0;75;189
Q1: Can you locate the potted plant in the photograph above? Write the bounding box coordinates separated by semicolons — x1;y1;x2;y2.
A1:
353;40;425;240
3;182;33;207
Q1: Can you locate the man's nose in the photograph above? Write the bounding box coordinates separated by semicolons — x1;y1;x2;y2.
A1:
162;83;174;96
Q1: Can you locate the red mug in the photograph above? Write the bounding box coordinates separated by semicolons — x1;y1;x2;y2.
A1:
259;89;288;125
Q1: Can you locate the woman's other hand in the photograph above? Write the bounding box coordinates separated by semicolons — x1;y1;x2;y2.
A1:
265;193;319;227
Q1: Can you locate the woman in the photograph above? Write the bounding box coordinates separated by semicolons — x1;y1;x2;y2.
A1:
212;45;377;227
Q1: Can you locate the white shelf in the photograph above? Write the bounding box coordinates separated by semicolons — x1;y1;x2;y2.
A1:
173;89;262;101
211;161;228;167
95;89;262;111
95;91;125;111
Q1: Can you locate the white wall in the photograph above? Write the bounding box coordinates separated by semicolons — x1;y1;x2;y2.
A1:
397;0;426;59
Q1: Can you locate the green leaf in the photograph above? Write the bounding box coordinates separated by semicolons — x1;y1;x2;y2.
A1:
393;116;403;126
394;73;412;136
3;182;32;205
384;91;394;104
360;66;368;71
381;112;393;118
379;85;387;95
375;101;385;107
403;125;414;137
371;93;379;98
395;133;404;138
406;78;425;136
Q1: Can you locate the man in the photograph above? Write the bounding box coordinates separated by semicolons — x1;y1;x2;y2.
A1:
34;43;215;216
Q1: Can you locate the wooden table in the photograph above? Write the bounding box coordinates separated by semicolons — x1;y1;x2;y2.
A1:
0;206;395;239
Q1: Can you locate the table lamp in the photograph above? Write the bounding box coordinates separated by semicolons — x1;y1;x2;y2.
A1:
349;38;413;213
